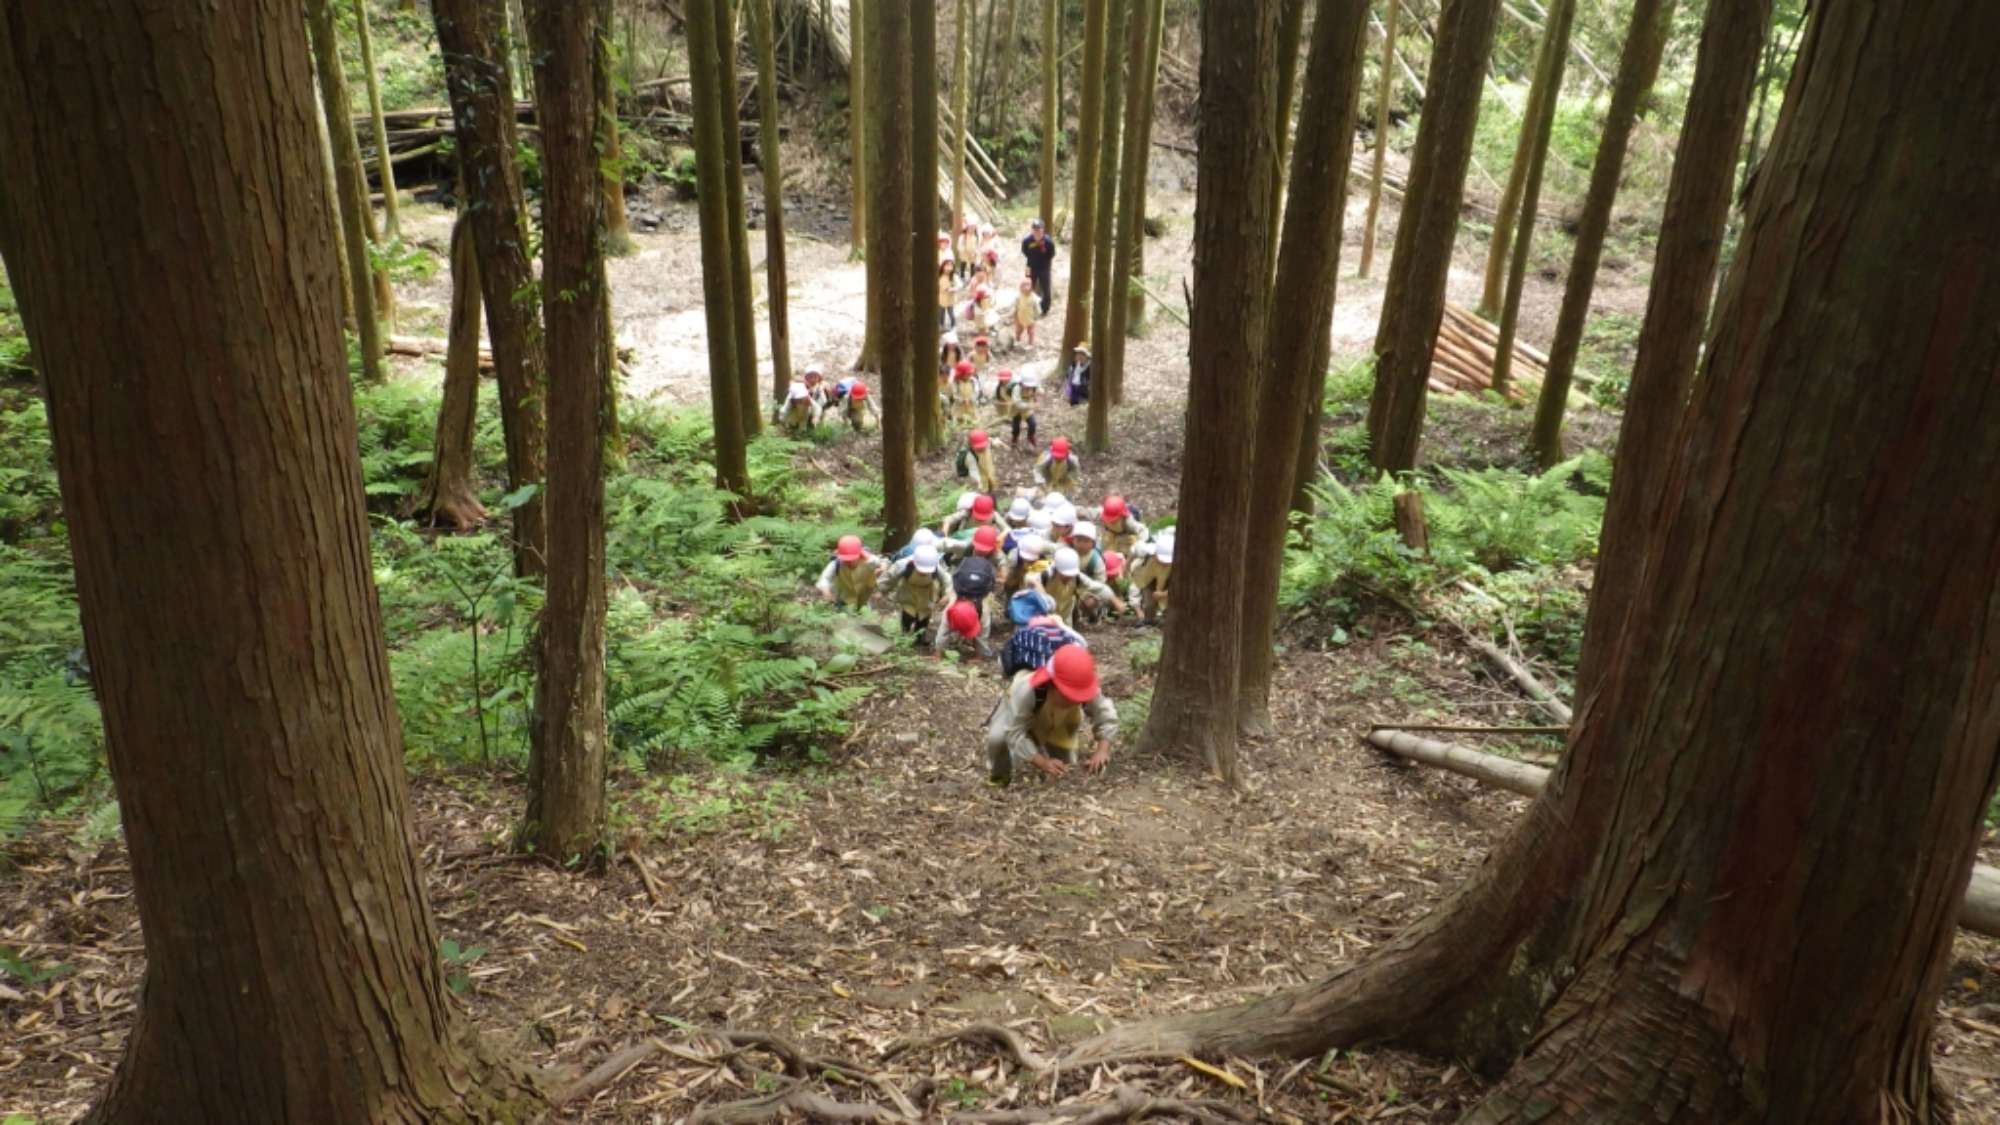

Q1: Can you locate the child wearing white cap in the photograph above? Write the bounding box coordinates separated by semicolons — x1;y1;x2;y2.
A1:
1126;529;1174;626
878;542;953;646
1030;546;1127;622
1005;369;1041;450
774;380;818;434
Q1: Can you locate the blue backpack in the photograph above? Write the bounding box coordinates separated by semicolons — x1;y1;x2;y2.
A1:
1006;589;1055;628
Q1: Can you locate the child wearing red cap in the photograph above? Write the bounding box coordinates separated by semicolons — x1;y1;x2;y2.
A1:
969;430;1000;493
814;535;881;611
968;334;995;392
1084;495;1150;555
933;554;998;661
1033;438;1081;496
838;380;879;432
984;645;1119;783
951;360;979;424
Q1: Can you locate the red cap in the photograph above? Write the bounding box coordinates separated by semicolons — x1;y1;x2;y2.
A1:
850;381;869;400
969;430;990;452
1104;550;1125;578
973;335;990;346
947;600;980;639
1031;645;1099;703
1102;495;1128;521
836;535;864;563
1051;438;1071;458
972;525;999;552
975;286;991;299
996;369;1013;382
955;361;976;376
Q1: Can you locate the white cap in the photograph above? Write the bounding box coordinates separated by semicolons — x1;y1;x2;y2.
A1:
1017;534;1046;561
1042;492;1068;511
957;491;977;512
1053;547;1081;577
1071;522;1097;542
804;363;824;377
912;528;938;549
1052;504;1079;528
943;330;960;346
1007;498;1032;522
912;545;940;574
787;381;809;400
1021;371;1041;389
1154;536;1175;565
1028;511;1054;535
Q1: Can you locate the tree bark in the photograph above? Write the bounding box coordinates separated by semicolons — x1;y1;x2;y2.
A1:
1477;15;1561;321
1527;0;1673;465
304;0;384;384
849;0;867;260
1037;0;1059;227
1237;0;1371;737
598;0;634;255
1076;10;2000;1120
1265;0;1309;278
1488;0;1574;394
413;199;490;530
1133;0;1282;787
1083;0;1130;453
312;81;357;332
0;5;545;1117
868;0;920;549
1570;0;1772;704
1289;328;1333;515
1105;0;1164;405
353;0;402;239
715;0;764;437
1363;0;1502;474
1057;0;1110;359
749;0;794;401
522;0;610;864
950;0;972;237
689;0;753;499
1357;0;1400;279
910;0;946;452
989;0;1024;142
435;0;550;578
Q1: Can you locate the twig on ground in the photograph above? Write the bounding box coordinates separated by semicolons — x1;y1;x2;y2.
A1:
950;1086;1252;1125
884;1021;1053;1072
625;850;666;905
554;1038;666;1105
692;1081;908;1125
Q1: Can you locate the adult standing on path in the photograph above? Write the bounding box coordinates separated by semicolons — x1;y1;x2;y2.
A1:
1021;219;1058;315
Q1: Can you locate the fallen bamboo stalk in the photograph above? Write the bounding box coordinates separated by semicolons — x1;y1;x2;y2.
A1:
1469;638;1574;724
386;334;493;368
1367;728;2000;939
1369;723;1570;736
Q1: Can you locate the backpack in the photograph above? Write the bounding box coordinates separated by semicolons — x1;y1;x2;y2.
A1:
952;557;997;602
954;446;972;478
1000;617;1076;677
1007;589;1055;628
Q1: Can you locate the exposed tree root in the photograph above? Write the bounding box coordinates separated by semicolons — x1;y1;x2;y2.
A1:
950;1085;1252;1124
554;1037;665;1105
884;1021;1054;1072
690;1081;908;1125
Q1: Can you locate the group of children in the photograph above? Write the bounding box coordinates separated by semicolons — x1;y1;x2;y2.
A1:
938;221;1041;351
772;363;881;435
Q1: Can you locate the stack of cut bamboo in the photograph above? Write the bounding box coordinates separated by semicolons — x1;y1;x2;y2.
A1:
1427;302;1551;400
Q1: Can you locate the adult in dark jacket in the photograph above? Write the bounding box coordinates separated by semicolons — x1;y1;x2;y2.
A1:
1020;219;1058;315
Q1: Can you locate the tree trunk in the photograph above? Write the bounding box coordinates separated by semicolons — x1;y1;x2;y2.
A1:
1037;0;1059;227
312;82;358;332
1237;0;1371;738
951;0;972;238
1083;0;1130;454
971;0;1003;132
1363;0;1502;474
1477;15;1562;320
353;0;401;239
911;0;946;452
1133;0;1282;787
303;0;384;384
1357;0;1400;280
749;0;794;401
1104;0;1164;406
1057;0;1110;359
1488;0;1574;394
598;0;634;255
0;6;545;1118
989;0;1024;142
413;199;490;530
716;1;764;437
688;0;753;499
1527;0;1674;466
868;0;920;550
849;0;867;259
1289;328;1333;515
1570;0;1773;704
1265;0;1309;276
435;0;550;578
1074;10;2000;1119
522;0;610;864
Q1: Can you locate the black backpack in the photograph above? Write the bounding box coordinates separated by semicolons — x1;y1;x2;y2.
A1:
954;446;972;478
952;556;997;602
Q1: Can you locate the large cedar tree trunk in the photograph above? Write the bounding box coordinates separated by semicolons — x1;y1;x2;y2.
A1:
1075;9;2000;1120
1037;0;1059;227
1082;0;1129;453
1363;0;1501;473
304;0;384;384
435;0;550;577
412;201;490;530
1057;0;1110;358
0;5;544;1117
688;0;753;498
1527;0;1675;466
848;0;867;260
1132;0;1282;787
1571;0;1773;702
715;2;764;437
749;0;794;401
867;0;919;549
522;0;610;863
1236;0;1370;737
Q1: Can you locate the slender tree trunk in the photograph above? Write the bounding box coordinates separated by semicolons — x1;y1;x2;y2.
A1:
950;0;972;235
971;0;1003;130
1076;13;2000;1120
312;82;357;332
1133;0;1282;787
414;200;490;530
1489;0;1574;394
436;0;549;578
1290;328;1333;515
304;0;383;384
508;0;534;98
849;0;867;260
1357;0;1401;279
1265;0;1309;276
911;0;946;451
689;0;753;498
353;0;401;239
1057;0;1110;358
1477;21;1562;320
715;0;764;437
598;0;634;255
1037;0;1059;226
1571;0;1773;703
749;0;794;400
1527;0;1674;466
1364;0;1502;474
868;0;920;549
1238;0;1371;737
1105;0;1163;406
989;0;1024;141
0;5;545;1117
1083;0;1130;453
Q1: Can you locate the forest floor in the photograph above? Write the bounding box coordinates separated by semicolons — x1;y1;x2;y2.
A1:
3;173;1998;1122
